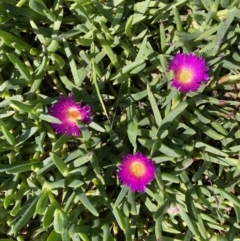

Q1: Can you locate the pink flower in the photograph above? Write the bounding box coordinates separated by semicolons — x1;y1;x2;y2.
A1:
168;205;180;215
49;96;91;136
168;53;208;92
117;153;155;192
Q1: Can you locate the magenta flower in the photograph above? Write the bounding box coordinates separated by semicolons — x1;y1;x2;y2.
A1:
117;153;155;192
168;53;208;93
49;96;92;136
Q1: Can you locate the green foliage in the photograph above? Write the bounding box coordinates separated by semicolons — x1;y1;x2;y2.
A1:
0;0;240;240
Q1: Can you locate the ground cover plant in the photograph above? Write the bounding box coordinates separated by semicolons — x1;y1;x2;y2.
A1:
1;0;240;240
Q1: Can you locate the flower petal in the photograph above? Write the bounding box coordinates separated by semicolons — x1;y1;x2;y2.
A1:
117;153;155;192
168;53;208;93
49;96;92;136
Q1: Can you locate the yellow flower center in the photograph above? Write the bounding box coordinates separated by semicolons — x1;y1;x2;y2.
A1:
67;108;82;122
130;161;145;177
176;68;193;83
